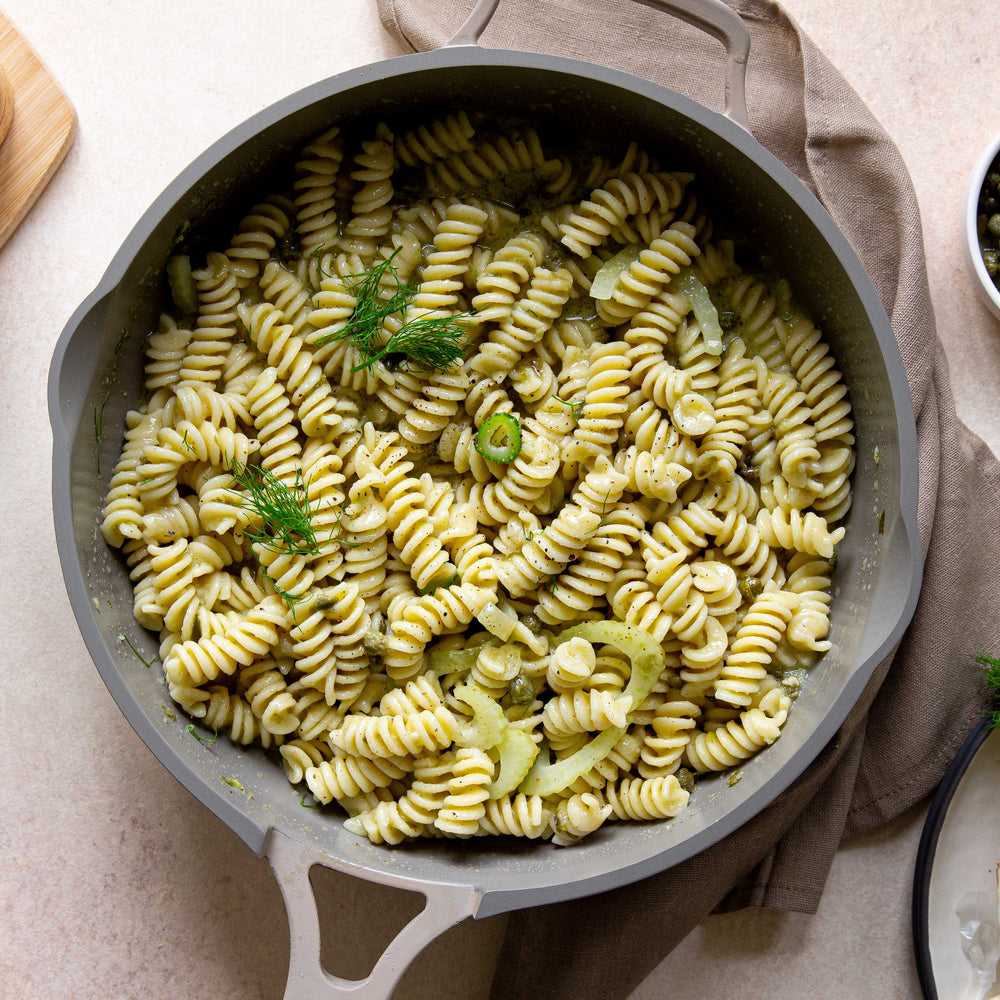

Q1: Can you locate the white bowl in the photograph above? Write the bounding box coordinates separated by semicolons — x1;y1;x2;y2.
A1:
964;130;1000;319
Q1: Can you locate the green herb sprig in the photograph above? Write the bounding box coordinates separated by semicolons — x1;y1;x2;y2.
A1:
330;502;366;548
976;653;1000;728
188;725;218;744
94;388;110;473
263;570;310;620
225;457;319;557
313;247;472;372
597;489;613;528
552;394;585;421
119;633;155;668
359;312;471;373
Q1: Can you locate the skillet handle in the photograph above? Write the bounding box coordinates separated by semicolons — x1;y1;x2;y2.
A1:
445;0;751;131
266;828;481;1000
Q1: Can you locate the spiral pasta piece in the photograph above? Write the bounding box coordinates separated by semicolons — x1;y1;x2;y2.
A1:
784;552;833;652
676;315;723;396
562;342;633;471
163;595;287;687
395;111;475;167
694;339;763;480
329;705;461;760
145;316;194;391
468;645;522;696
469;266;574;382
479;794;553;838
613;445;692;503
546;637;597;692
762;370;822;492
639;695;702;777
644;502;723;573
496;503;602;598
378;450;458;594
342;799;424;845
177;254;241;388
536;504;644;625
542;688;633;739
595;221;700;324
398;368;469;448
292;126;344;255
471;232;550;323
239;300;340;439
424;126;555;195
199;685;261;745
306;753;410;804
280;738;331;785
379;673;446;716
755;507;846;559
685;688;792;772
384;583;494;680
438;502;499;590
290;686;346;742
464;428;561;528
245;367;301;487
559;172;687;258
340;122;395;259
601;775;690;820
225;197;294;288
713;591;799;707
713;509;784;588
550;792;613;846
102;408;163;546
241;659;299;735
624;288;690;379
434;748;494;836
607;556;674;642
340;481;388;613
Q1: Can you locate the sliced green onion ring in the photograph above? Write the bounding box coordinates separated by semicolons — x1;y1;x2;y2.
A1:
474;413;522;464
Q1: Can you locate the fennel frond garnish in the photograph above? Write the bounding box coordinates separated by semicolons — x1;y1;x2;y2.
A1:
976;653;1000;728
313;246;472;372
187;724;218;744
552;394;585;421
119;633;155;668
225;458;319;556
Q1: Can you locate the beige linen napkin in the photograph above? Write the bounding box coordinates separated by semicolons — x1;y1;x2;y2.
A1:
379;1;1000;995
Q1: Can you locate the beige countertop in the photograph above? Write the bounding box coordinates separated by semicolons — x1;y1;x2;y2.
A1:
1;1;995;997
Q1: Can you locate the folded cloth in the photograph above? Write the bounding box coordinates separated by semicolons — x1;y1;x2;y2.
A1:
378;1;1000;995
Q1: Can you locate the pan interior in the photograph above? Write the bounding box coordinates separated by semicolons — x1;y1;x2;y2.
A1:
61;50;914;915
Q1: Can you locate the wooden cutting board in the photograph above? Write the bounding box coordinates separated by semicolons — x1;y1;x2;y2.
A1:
0;12;76;250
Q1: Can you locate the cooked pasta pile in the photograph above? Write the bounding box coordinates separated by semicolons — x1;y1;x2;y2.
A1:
102;112;854;847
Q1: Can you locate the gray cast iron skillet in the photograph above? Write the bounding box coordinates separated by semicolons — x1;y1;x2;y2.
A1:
47;0;922;996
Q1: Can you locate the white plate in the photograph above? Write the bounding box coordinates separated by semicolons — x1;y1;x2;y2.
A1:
915;719;1000;1000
